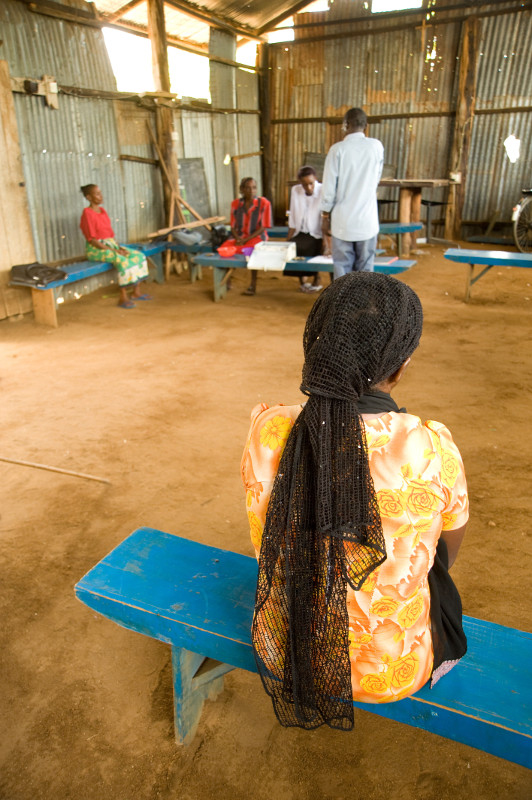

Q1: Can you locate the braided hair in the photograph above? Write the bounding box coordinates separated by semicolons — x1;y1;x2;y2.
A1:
252;271;423;730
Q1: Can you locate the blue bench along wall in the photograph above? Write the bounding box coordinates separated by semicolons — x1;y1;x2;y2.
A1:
25;243;170;327
75;527;532;765
270;223;423;257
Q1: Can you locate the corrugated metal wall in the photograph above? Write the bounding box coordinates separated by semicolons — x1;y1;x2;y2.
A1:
268;1;531;230
0;0;261;279
464;9;532;224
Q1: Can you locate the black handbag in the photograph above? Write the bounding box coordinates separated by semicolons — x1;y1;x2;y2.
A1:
10;263;67;288
210;225;230;249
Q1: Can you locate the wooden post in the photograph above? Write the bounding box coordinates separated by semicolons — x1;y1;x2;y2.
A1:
147;0;170;95
231;158;240;199
0;60;36;320
258;44;273;205
445;16;479;241
147;0;182;231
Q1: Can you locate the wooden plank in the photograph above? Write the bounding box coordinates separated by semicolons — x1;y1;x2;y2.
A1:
258;43;273;203
0;60;37;319
445;16;480;240
147;0;171;94
148;216;225;238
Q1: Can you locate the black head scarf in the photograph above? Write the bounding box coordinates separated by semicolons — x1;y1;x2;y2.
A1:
252;271;424;730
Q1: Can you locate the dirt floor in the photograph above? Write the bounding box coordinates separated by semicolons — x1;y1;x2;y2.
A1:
1;244;531;800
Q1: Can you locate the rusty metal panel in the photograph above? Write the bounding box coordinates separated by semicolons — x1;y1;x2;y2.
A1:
405;116;453;181
271;121;326;221
269;47;293;119
463;10;532;225
475;10;532;109
0;0;117;91
464;111;532;223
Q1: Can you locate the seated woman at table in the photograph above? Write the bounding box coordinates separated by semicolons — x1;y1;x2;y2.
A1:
285;166;326;293
241;272;468;730
80;184;151;309
227;177;272;296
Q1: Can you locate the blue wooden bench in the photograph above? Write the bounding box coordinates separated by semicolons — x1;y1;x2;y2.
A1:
75;527;532;765
444;248;532;301
269;224;423;257
191;254;416;302
22;243;169;327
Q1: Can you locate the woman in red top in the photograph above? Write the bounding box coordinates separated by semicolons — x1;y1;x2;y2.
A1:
228;177;272;296
80;184;150;309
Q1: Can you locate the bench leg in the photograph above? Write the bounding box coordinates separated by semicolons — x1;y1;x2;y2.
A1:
189;259;202;283
464;264;493;302
147;254;164;284
171;646;234;744
465;264;474;302
212;266;229;302
31;288;58;327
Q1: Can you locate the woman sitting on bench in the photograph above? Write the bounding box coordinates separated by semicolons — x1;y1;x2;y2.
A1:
242;272;468;730
80;184;151;309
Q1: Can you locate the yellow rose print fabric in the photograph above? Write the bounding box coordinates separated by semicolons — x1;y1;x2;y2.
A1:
241;405;468;704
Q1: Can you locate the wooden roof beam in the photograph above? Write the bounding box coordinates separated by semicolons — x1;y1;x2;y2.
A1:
256;0;317;35
164;0;265;42
105;1;144;24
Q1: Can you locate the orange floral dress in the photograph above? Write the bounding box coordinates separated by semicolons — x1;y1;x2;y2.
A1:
241;403;469;704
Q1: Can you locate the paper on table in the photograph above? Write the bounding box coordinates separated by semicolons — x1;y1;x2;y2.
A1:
307;255;333;264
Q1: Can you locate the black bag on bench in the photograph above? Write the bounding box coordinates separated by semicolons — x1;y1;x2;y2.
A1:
10;263;67;288
211;225;230;249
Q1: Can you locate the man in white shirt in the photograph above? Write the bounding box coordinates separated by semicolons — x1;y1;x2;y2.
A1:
286;166;324;292
321;108;384;278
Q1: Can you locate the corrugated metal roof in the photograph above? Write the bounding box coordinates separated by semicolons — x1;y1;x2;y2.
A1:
0;0;117;90
93;0;307;37
99;0;211;47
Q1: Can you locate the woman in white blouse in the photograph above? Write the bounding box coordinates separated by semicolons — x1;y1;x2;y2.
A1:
286;166;327;293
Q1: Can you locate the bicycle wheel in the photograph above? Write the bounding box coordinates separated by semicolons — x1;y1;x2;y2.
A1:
514;195;532;252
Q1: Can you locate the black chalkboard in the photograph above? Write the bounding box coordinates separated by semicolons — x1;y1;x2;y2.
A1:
178;158;211;223
303;152;326;181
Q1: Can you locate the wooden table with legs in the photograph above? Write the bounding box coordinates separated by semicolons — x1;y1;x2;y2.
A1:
379;179;450;255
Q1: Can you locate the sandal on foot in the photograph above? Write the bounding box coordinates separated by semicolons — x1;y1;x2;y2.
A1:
242;287;256;296
133;293;152;301
118;300;136;309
